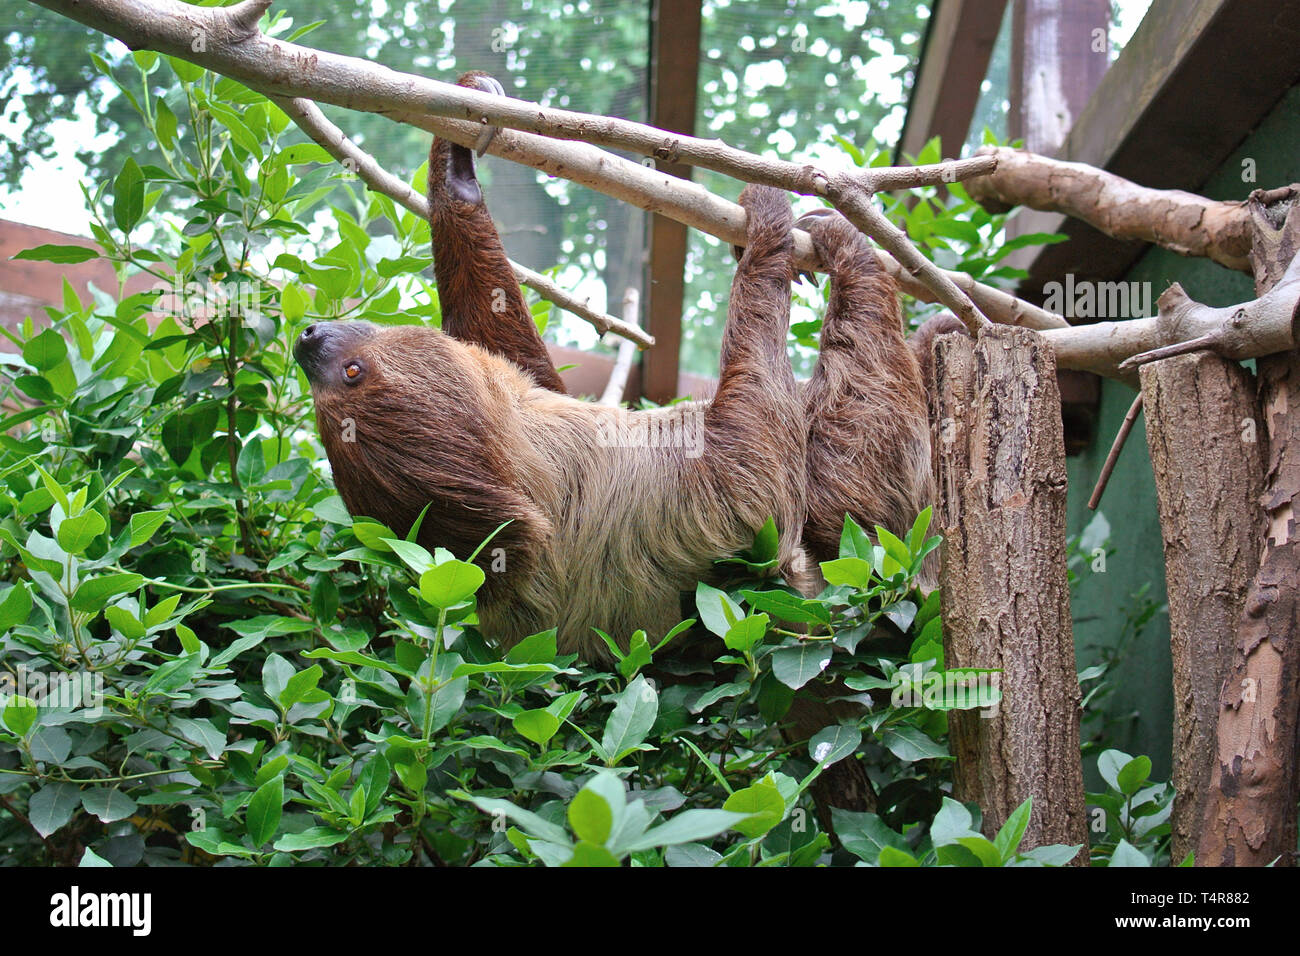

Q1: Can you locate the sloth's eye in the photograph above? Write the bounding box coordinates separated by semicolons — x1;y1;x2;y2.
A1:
343;361;364;385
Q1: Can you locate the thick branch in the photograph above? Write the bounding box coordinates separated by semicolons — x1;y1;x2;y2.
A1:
1041;258;1300;380
966;146;1255;272
272;95;652;348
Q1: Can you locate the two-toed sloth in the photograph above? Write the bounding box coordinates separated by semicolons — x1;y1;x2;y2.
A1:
294;72;934;662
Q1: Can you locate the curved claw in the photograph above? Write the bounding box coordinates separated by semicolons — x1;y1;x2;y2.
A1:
793;206;837;232
465;73;507;157
793;207;841;286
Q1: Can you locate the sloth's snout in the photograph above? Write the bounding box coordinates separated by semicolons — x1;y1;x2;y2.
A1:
293;323;327;380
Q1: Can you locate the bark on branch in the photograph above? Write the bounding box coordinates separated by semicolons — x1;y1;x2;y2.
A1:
966;146;1255;272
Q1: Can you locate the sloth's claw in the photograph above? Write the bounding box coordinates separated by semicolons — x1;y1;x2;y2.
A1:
465;73;506;157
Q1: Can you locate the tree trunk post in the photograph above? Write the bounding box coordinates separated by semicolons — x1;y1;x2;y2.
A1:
934;324;1089;860
1139;353;1264;863
1199;189;1300;866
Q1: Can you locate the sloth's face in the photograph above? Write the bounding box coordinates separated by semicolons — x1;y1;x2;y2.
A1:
293;319;476;448
293;320;381;392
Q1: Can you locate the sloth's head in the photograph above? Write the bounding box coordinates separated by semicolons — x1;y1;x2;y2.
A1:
292;319;545;570
294;320;470;412
293;319;483;480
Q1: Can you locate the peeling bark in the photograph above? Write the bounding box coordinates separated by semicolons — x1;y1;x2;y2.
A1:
1200;189;1300;867
934;325;1089;861
967;146;1255;272
1140;353;1264;864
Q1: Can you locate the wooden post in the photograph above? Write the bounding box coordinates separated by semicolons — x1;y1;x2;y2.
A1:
934;325;1089;860
1139;353;1264;863
1199;190;1300;866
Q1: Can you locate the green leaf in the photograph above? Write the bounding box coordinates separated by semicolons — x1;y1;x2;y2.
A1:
601;675;658;764
748;516;779;562
562;842;620;867
1116;755;1153;796
930;797;978;845
2;697;38;737
722;778;785;838
104;605;146;640
81;788;137;824
278;664;323;709
12;244;99;264
626;809;747;852
505;629;558;665
695;581;744;638
1097;749;1134;792
567;787;614;845
28;783;80;837
723;613;768;654
70;573;144;612
57;510;107;554
453;792;572;846
740;589;831;625
1109;839;1151;867
113;158;145;233
351;520;397;550
878;845;921;867
513;708;561;747
831;809;909;864
129;510;169;546
22;329;68;372
955;834;1004;867
808;724;861;767
419;559;485;608
820;557;873;590
274;827;350;852
771;643;833;689
994;797;1033;862
246;776;284;846
880;724;949;762
0;583;33;631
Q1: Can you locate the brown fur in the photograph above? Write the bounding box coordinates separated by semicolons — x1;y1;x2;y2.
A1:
799;213;935;582
302;183;809;657
298;73;933;653
426;72;566;394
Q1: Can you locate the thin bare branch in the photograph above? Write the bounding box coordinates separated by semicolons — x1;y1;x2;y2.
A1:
600;288;641;406
1088;393;1143;510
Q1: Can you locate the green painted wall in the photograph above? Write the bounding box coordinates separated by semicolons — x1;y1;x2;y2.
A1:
1064;82;1300;783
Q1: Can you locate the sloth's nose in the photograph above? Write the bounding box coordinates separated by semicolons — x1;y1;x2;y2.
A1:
293;324;326;376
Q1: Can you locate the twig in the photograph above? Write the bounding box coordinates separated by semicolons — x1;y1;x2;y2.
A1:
600;288;641;406
1088;393;1144;510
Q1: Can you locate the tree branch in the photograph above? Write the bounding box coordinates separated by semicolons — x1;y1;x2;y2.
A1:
30;0;1010;330
966;146;1256;272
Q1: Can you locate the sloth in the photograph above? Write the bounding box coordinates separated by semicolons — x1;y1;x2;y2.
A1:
293;72;934;663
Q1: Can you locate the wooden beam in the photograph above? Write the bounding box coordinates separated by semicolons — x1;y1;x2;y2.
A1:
641;0;702;404
1005;0;1111;454
897;0;1009;160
